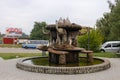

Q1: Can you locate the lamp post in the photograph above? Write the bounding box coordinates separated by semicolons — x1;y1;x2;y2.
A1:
87;27;90;50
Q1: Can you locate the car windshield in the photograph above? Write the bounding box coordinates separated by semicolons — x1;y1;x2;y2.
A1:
102;42;108;47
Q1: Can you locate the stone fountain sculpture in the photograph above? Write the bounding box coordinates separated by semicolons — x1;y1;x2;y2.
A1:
39;18;91;64
17;18;111;74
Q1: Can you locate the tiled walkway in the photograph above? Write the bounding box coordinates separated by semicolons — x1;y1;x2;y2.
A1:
0;58;120;80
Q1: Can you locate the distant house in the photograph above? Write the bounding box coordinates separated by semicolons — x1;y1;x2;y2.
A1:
3;27;23;44
3;36;18;44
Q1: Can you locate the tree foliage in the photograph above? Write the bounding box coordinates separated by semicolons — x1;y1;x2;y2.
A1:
78;29;103;52
19;32;29;39
96;0;120;42
30;22;49;40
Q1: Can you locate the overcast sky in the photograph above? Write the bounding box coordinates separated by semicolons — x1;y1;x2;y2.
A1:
0;0;114;35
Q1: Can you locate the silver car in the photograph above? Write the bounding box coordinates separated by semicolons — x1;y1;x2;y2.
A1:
100;41;120;52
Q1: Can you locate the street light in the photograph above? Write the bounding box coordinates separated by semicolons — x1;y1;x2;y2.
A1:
87;27;90;50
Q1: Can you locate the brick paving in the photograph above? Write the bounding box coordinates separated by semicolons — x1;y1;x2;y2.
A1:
0;58;120;80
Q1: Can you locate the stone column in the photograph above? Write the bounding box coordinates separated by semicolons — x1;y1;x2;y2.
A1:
59;54;66;64
86;52;93;63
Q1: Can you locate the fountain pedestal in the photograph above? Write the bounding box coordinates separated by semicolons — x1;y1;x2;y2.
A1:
48;47;84;64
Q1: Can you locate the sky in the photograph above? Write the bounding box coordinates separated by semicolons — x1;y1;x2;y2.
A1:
0;0;115;35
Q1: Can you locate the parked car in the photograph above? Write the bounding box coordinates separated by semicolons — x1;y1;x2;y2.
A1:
22;40;49;49
100;41;120;52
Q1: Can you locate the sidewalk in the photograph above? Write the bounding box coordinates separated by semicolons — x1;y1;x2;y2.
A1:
0;58;120;80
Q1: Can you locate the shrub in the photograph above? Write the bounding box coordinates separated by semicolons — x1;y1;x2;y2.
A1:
78;29;103;52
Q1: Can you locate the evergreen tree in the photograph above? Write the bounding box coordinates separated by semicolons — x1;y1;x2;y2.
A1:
96;0;120;41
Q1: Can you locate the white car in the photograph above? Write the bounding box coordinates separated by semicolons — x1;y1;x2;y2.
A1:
100;41;120;52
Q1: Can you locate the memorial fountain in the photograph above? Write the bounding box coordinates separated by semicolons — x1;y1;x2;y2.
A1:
16;18;110;74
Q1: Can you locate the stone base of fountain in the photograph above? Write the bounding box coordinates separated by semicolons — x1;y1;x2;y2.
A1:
16;57;111;74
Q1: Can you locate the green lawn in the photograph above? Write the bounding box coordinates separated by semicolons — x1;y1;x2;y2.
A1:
0;44;22;48
0;53;42;59
94;52;118;58
80;52;118;58
0;52;119;60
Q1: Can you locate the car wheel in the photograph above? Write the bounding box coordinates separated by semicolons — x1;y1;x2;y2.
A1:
117;50;120;53
25;46;28;49
101;49;105;52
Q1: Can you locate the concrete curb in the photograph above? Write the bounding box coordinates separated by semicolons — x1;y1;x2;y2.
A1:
16;57;111;74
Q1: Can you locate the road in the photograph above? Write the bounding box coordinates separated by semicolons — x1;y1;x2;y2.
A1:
0;48;41;53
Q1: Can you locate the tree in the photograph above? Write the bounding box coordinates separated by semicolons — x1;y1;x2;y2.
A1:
30;22;49;40
78;29;103;52
109;0;120;40
96;0;120;41
19;32;29;39
96;13;111;41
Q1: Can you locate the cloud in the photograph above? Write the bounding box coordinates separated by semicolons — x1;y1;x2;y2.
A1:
0;0;113;34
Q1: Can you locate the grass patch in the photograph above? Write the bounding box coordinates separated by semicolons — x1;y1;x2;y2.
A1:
80;52;118;58
0;52;119;60
0;53;43;60
0;44;22;48
94;52;118;58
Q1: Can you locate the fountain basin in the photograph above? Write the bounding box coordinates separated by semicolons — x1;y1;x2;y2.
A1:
16;57;110;74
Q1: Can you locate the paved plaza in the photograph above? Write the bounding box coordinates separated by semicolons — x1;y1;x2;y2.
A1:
0;57;120;80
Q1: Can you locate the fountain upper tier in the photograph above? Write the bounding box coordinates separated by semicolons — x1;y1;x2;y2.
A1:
45;23;82;31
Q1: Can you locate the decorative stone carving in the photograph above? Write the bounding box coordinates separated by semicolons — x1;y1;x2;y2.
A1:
56;20;67;45
59;54;66;64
